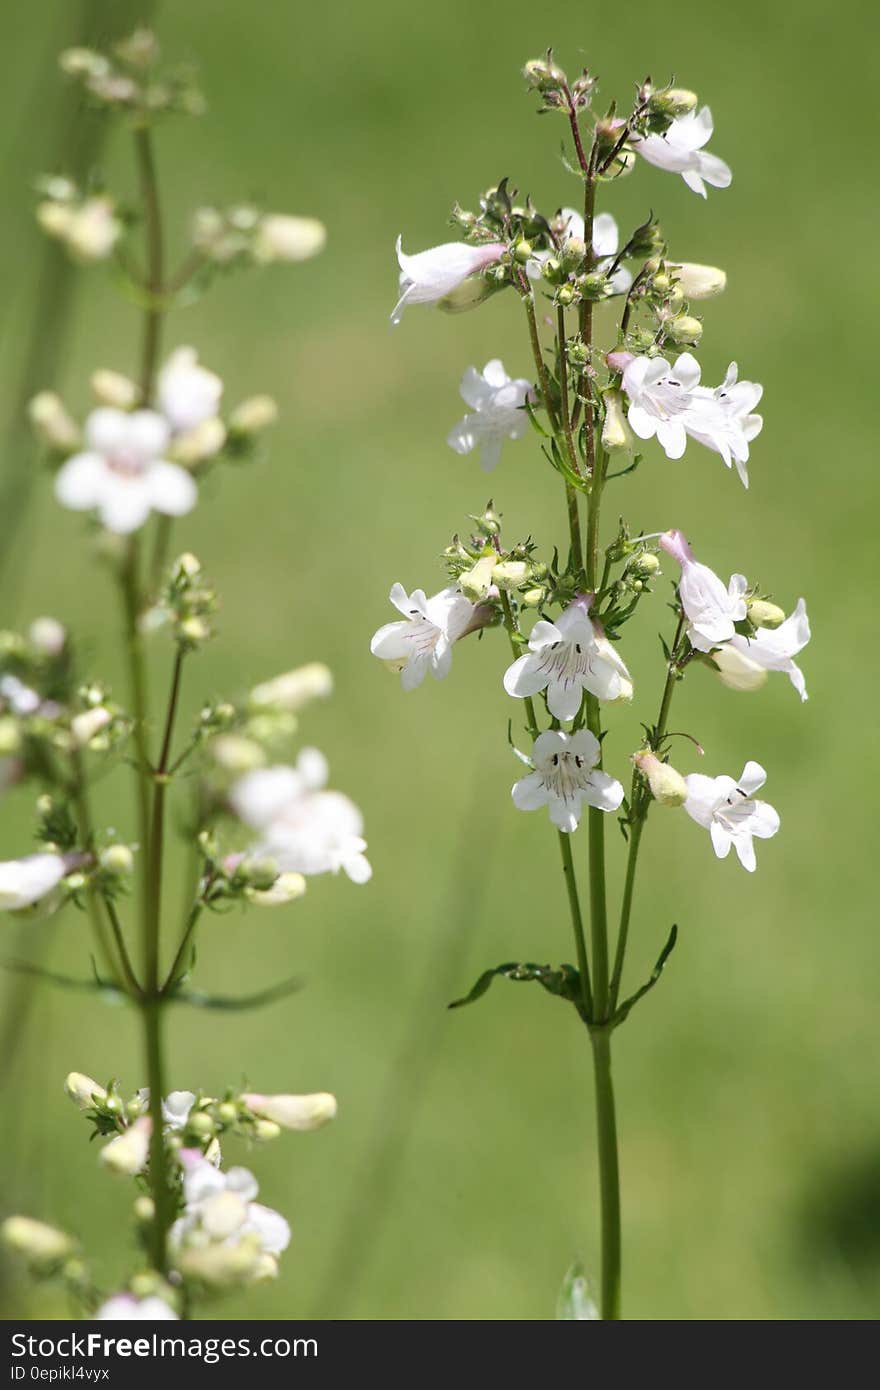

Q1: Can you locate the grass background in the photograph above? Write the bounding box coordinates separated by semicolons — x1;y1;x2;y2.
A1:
0;0;877;1320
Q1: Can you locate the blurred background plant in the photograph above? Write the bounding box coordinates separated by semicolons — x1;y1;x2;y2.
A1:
0;0;877;1320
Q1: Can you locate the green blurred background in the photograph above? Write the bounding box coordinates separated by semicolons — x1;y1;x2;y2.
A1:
0;0;877;1321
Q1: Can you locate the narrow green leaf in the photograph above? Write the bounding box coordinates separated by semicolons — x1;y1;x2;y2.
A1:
611;923;678;1026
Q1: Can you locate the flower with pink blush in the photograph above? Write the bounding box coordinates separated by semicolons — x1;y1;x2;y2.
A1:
659;529;747;652
391;238;504;324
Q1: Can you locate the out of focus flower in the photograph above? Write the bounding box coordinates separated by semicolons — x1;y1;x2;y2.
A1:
252;214;326;264
158;348;223;434
100;1117;151;1175
37;195;122;260
512;729;624;832
170;1158;289;1287
1;1217;76;1268
683;760;779;872
249;663;333;713
446;359;534;472
95;1294;178;1321
241;1092;337;1131
0;854;66;912
28;392;81;452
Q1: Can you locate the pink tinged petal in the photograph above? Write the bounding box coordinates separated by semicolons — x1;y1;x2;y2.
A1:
144;461;197;517
584;771;624;812
511;771;549;812
621;356;650;397
710;820;732;859
54;452;107;510
503;653;551;700
659;529;694;568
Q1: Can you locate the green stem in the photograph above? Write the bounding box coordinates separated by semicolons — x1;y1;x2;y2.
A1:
143;996;172;1272
120;539;151;884
133;123;164;401
589;1027;621;1319
68;750;119;985
102;894;143;999
522;289;559;434
162;897;204;993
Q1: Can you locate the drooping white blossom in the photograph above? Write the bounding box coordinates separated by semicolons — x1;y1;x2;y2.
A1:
683;761;779;872
713;599;811;701
503;597;633;720
687;362;763;487
392;238;505;325
632;107;732;198
622;355;762;480
512;729;624;832
96;1294;178;1320
659;529;748;652
370;582;481;690
529;209;632;295
241;1091;337;1132
54;408;196;534
170;1158;290;1285
0;854;66;912
446;359;534;472
230;748;371;885
158;347;223;434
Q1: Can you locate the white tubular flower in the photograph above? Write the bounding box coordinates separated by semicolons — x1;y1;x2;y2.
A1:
28;391;81;452
622;352;705;461
683;761;779;872
669;262;727;299
512;729;624;833
2;1217;76;1266
503;598;632;720
252;214;327;264
370;583;481;690
632;107;732;198
100;1117;151;1175
54;408;196;534
28;616;67;656
600;391;632;452
0;854;66;912
688;363;763;487
528;210;632;295
446;359;534;473
249;663;334;713
392;238;505;325
717;599;811;701
158;348;223;434
171;1159;291;1283
96;1294;178;1321
231;749;371;886
64;1072;107;1110
659;529;747;652
242;1092;337;1131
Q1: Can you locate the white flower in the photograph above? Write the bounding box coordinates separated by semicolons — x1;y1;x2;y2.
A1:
28;392;81;451
2;1217;76;1265
54;408;196;534
162;1091;196;1130
0;854;66;912
28;616;66;656
503;599;633;720
96;1294;178;1320
659;529;747;652
632;107;732;198
446;359;534;473
39;195;122;260
529;209;632;295
0;675;41;716
622;352;706;461
171;1159;290;1260
100;1116;151;1175
248;663;333;713
512;729;624;833
669;262;726;299
242;1092;337;1131
231;748;371;885
392;238;505;325
252;214;326;264
158;347;223;433
687;363;763;487
715;599;811;701
683;761;779;872
370;582;480;690
64;1073;107;1110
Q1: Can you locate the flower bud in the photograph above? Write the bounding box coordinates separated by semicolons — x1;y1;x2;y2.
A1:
459;554;497;602
523;55;567;92
520;587;546;608
669;262;726;300
36;201;74;239
600;391;632;452
649;87;698;117
100;1117;151;1175
633;751;688;807
2;1217;75;1267
746;598;786;630
71;707;112;748
710;644;767;693
91;369;140;409
178;616;211;646
99;844;134;876
169;418;226;465
576;272;610;301
59;47;109;79
65;198;122;261
247;872;307;907
0;718;21;755
252;1118;283;1142
185;1111;215;1140
28;616;66;656
437;276;497;314
627;551;661;580
242;1091;337;1132
28;392;80;452
133;1196;155;1223
248;663;333;713
64;1072;107;1111
561;236;587;272
513;239;533;265
556;284;576;307
237;857;279;891
210;735;266;775
177;1235;263;1288
252;215;326;264
491;560;529;591
667;315;702;345
229;395;279;435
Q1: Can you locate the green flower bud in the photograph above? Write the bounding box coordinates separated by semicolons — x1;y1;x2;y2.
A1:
520;587;546;608
229;395;279;435
649;87;698;117
491;560;529;591
64;1072;107;1110
513;239;533;265
556;284;576;307
560;236;587;272
237;857;278;891
215;1101;238;1126
0;717;21;755
633;751;688;807
91;369;139;410
99;844;134;876
746;598;786;630
600;391;632;453
667;315;702;345
252;1118;283;1142
523;54;567;92
133;1196;155;1223
627;552;661;580
459;554;497;603
576;272;610;301
186;1111;215;1140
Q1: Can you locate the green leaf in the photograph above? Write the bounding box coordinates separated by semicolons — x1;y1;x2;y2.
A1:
2;959;126;1003
449;961;582;1010
611;923;678;1026
166;974;304;1011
